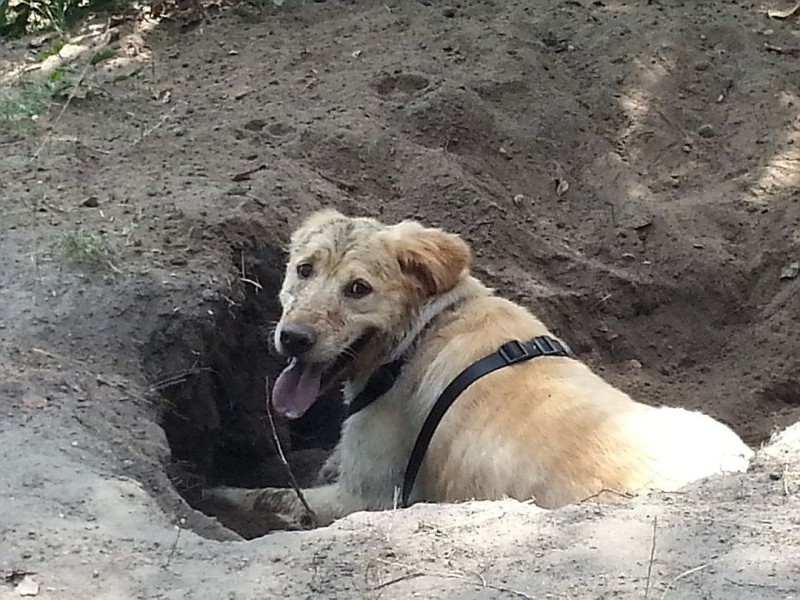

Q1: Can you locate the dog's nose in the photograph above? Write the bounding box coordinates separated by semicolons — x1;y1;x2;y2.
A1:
279;323;316;357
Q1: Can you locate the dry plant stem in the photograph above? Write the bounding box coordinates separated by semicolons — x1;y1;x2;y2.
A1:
373;558;535;600
782;463;790;496
659;562;712;600
132;105;178;147
32;62;92;160
264;377;318;527
579;487;634;503
30;347;151;405
162;525;182;569
644;515;658;599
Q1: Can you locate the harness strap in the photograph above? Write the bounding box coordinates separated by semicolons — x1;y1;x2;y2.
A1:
346;297;466;417
400;335;570;508
347;359;406;416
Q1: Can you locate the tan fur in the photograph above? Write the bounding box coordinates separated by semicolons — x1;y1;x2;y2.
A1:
206;210;753;527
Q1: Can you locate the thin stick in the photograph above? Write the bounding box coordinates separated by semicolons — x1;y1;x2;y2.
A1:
32;62;92;160
373;572;424;590
644;515;658;599
782;463;791;496
264;377;318;527
659;562;712;600
579;487;634;503
162;524;182;569
131;105;178;147
373;558;535;599
239;277;263;290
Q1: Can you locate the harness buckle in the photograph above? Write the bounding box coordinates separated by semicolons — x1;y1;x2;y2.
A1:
498;340;531;365
533;336;559;356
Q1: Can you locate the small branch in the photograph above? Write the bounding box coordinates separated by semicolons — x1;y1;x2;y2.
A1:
659;562;713;600
782;463;791;497
131;105;178;147
239;277;263;291
579;487;634;503
231;164;267;182
265;377;318;527
373;558;534;599
32;62;92;160
317;170;358;192
644;516;658;599
162;522;183;569
373;572;424;590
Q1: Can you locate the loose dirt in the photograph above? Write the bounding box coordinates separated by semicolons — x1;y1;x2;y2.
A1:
1;0;799;598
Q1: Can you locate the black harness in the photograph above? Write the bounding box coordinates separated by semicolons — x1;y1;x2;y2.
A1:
346;334;571;508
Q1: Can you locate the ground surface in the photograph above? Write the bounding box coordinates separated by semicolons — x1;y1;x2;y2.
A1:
1;0;799;598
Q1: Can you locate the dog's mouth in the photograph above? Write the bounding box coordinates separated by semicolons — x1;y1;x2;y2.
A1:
271;333;373;420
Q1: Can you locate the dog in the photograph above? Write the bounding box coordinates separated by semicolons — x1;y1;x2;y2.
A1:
206;209;753;528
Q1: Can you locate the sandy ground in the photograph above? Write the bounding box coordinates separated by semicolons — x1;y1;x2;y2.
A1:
1;0;799;597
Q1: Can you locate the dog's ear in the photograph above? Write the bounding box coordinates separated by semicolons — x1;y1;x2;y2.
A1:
386;221;471;296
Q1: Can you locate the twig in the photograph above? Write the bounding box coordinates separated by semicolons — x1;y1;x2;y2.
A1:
239;277;263;291
131;105;178;147
373;572;424;590
30;347;152;404
148;366;215;392
317;170;358;192
782;463;791;496
162;523;183;569
231;164;267;182
644;516;658;599
659;562;712;600
105;259;123;274
764;42;800;57
579;487;634;503
265;377;318;527
32;62;92;160
724;577;790;591
373;558;535;599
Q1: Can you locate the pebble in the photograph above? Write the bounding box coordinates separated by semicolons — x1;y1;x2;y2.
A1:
698;124;715;138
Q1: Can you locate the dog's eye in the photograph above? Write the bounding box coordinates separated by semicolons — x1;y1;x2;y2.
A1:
296;263;313;279
346;279;372;298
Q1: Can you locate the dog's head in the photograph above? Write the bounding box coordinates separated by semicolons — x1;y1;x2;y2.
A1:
271;209;471;418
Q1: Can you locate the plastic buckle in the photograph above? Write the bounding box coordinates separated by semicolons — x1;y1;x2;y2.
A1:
498;340;531;365
533;336;558;356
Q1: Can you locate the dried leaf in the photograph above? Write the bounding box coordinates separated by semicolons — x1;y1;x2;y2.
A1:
22;393;48;410
16;575;39;597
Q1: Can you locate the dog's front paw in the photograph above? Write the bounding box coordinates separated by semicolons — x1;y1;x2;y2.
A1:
203;486;316;529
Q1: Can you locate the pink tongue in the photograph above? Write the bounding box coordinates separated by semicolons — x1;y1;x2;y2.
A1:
272;359;325;419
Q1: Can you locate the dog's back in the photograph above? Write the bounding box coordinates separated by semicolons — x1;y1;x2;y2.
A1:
407;294;753;507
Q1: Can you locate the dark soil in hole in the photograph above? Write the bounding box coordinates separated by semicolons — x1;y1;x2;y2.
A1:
142;242;343;538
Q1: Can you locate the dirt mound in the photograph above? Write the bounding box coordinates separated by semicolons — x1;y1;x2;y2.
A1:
0;0;798;596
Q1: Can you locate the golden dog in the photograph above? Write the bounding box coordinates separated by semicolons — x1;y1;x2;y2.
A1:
206;210;753;527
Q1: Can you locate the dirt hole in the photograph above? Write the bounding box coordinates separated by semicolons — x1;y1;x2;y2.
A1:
142;242;343;539
141;238;783;540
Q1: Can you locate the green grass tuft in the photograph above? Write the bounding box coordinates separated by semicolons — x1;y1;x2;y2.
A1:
60;228;115;267
0;78;54;136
